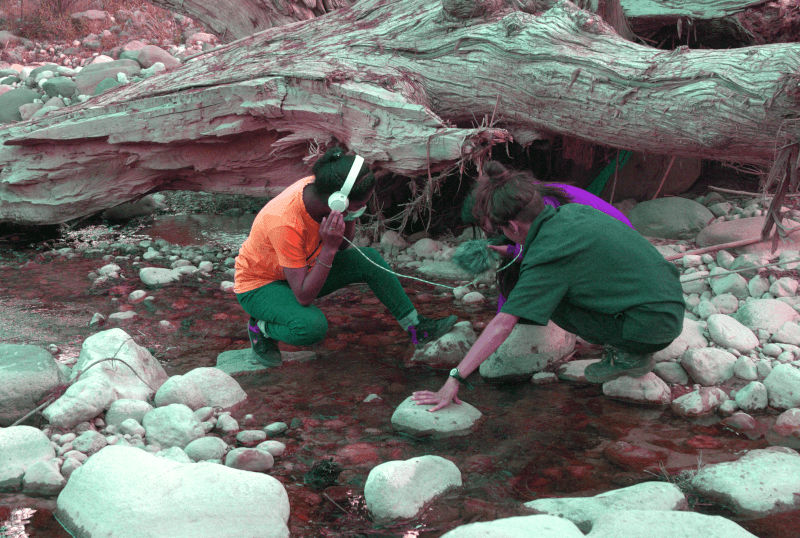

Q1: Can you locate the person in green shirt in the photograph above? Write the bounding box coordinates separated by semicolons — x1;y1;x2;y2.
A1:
412;162;685;411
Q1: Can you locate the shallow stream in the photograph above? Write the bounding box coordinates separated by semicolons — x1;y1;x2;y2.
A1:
0;214;797;537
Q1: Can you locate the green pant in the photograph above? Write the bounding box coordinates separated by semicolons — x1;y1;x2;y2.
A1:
550;300;682;354
236;247;415;346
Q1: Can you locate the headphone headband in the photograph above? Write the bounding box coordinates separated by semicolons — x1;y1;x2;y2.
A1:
340;155;364;198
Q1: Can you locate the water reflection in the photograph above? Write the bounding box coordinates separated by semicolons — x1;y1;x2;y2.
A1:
137;214;254;250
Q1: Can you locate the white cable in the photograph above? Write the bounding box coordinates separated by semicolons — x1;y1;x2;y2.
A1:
340;236;522;290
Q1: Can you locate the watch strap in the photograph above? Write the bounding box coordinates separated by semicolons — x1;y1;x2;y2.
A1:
449;368;474;390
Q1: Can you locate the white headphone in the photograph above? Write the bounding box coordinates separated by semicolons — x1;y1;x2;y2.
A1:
327;154;365;213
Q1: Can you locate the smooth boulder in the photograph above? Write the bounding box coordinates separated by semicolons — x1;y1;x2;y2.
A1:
154;367;247;410
525;481;686;532
0;344;64;426
56;445;290;537
0;426;56;492
691;447;800;517
42;328;167;428
364;455;461;521
441;514;584;537
479;322;575;381
391;396;482;439
627;197;713;239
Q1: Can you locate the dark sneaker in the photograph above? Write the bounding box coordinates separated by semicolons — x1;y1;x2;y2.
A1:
584;347;655;384
408;315;458;346
247;317;282;367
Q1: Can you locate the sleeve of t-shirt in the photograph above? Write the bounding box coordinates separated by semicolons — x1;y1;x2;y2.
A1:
267;225;309;269
500;261;568;325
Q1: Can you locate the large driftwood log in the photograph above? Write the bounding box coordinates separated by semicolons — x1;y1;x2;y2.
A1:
152;0;774;41
0;0;798;224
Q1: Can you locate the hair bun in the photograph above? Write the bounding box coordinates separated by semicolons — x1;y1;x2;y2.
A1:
315;146;345;168
481;161;509;183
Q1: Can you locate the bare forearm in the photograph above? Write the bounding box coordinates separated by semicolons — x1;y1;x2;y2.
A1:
295;246;337;305
454;313;518;378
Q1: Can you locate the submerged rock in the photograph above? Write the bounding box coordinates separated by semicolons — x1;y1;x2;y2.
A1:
215;348;281;376
139;266;181;286
364;455;461;521
525;481;686;532
721;412;767;440
587;510;755;537
391;396;481;439
691;447;800;517
441;514;583;537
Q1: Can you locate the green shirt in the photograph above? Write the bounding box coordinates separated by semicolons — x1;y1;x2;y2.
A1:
501;204;684;344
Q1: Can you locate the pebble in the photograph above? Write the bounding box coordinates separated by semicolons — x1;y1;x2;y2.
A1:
264;422;288;436
236;430;267;446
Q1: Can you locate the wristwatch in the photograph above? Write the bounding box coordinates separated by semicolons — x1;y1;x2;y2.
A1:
449;367;474;389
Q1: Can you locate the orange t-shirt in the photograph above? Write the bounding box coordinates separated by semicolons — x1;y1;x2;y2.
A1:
234;176;322;293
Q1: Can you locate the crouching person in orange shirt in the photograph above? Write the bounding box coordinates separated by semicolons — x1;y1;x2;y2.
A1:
233;147;458;366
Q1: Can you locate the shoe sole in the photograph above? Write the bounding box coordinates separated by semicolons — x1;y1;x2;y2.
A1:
584;356;655;384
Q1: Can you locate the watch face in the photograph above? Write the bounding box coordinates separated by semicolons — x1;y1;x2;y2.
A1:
450;368;459;377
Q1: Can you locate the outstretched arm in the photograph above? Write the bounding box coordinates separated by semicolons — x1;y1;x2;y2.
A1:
412;312;519;411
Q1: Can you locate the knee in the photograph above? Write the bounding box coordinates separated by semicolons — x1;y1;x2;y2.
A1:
285;313;328;346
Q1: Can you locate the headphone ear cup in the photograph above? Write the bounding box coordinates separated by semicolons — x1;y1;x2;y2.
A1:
328;192;349;213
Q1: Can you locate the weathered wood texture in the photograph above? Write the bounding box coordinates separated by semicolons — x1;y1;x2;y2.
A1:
0;0;798;224
621;0;767;18
151;0;774;41
149;0;350;41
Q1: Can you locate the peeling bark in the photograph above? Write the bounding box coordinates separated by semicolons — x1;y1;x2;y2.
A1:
152;0;777;41
0;0;798;224
622;0;768;19
149;0;350;41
